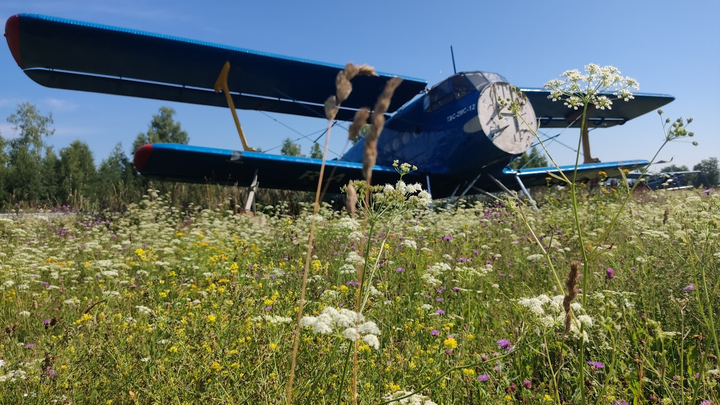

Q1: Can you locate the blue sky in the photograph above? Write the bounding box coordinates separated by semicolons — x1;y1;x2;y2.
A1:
1;0;718;171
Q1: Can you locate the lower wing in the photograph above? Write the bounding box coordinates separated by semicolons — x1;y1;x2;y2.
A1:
134;143;422;194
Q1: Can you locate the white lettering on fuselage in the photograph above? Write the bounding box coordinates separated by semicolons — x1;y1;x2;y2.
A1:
447;103;476;123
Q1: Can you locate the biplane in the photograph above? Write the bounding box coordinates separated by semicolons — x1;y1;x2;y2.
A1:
4;13;675;201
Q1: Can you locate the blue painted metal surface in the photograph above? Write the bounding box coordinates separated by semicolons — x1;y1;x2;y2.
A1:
5;13;673;198
5;13;427;120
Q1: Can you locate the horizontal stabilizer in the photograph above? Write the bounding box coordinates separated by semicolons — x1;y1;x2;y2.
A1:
520;88;674;128
6;14;427;119
507;160;650;187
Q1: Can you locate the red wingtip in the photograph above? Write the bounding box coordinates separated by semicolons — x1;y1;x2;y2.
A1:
134;144;154;172
5;14;22;67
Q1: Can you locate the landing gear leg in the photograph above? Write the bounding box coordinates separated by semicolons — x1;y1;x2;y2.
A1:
245;170;259;214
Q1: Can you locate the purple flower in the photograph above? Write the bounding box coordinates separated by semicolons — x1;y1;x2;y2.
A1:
496;339;513;351
700;401;712;405
442;235;452;242
478;374;490;382
683;284;695;292
606;268;614;279
436;298;444;302
435;309;446;315
523;379;532;389
44;367;58;378
587;360;604;369
395;267;405;273
24;343;36;349
703;189;713;195
345;281;360;286
430;329;440;336
457;257;467;263
612;401;629;405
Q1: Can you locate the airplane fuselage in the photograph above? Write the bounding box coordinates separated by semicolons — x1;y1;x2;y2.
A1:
342;72;537;180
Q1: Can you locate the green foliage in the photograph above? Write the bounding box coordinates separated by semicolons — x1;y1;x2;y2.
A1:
6;102;54;155
280;137;303;157
509;146;549;169
58;140;97;206
693;157;719;187
132;106;188;153
660;164;689;173
309;142;323;159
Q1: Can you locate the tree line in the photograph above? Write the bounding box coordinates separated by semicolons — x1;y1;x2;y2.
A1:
0;102;717;211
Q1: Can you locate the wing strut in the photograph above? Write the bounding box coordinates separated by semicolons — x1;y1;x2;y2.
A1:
244;170;259;213
214;62;256;151
566;106;600;164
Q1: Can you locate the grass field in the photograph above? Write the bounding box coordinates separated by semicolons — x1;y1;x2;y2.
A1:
0;185;717;404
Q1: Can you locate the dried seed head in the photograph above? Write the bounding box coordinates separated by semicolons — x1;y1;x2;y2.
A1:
345;182;357;216
361;77;402;182
563;261;579;336
663;207;670;225
348;108;370;142
343;62;377;81
324;95;339;121
336;71;352;104
374;77;403;116
362;124;381;181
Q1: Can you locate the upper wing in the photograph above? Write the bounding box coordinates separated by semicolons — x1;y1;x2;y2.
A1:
506;160;650;188
134;143;427;193
5;14;427;121
520;88;674;128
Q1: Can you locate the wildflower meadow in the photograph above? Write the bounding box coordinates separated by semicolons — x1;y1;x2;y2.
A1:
0;185;717;404
0;63;718;404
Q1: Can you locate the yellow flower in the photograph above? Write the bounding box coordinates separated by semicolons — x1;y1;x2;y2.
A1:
207;314;217;323
74;313;93;325
543;394;553;402
443;337;457;350
269;343;277;351
210;362;223;372
462;368;475;377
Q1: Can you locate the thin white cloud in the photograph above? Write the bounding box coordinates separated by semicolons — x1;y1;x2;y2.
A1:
43;97;78;112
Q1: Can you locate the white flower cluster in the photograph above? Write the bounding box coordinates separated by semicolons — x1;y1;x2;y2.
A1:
400;239;418;250
544;64;639;111
518;294;592;338
376;180;432;209
300;307;381;350
383;390;438;405
250;315;293;324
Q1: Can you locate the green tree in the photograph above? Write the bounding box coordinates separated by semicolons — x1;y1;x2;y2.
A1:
97;143;140;208
7;102;54;155
280;138;302;157
660;164;689;173
0;133;9;204
58;140;97;205
132;106;189;152
4;103;55;203
693;157;719;187
309;142;323;159
40;146;61;203
509;146;548;170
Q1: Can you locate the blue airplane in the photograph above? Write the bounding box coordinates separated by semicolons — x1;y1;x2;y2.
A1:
4;14;674;199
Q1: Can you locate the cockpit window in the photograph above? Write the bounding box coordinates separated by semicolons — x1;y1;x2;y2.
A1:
424;73;477;112
481;72;507;83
